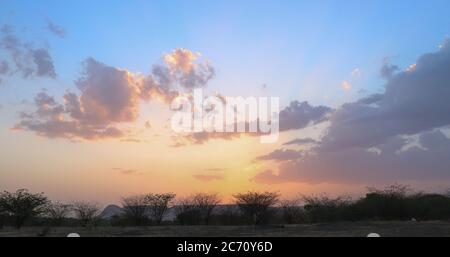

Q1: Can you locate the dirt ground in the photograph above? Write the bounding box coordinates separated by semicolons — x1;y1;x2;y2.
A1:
1;221;450;237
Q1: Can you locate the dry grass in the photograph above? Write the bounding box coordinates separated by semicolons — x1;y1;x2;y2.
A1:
2;221;450;237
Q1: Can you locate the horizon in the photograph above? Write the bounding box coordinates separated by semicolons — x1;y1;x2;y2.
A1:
1;0;450;205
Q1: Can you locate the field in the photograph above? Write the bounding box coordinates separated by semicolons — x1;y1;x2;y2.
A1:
1;221;450;237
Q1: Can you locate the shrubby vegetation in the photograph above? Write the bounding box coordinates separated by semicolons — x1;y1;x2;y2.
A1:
2;184;450;229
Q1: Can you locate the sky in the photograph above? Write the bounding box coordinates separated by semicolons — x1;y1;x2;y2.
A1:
1;0;450;204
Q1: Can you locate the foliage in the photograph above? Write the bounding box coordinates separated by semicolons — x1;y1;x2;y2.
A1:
0;189;49;228
233;191;280;225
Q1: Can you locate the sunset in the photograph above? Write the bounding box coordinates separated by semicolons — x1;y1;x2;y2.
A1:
1;0;450;242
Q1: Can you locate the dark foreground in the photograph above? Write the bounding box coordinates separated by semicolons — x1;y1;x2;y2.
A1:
1;221;450;237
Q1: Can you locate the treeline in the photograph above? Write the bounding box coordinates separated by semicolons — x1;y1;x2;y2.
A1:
1;184;450;229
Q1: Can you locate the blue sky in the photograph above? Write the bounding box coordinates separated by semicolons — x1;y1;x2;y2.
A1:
1;0;449;106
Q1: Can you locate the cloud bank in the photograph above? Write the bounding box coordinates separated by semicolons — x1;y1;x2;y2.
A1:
254;40;450;185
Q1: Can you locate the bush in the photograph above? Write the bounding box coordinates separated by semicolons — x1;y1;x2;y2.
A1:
302;194;353;223
0;189;49;228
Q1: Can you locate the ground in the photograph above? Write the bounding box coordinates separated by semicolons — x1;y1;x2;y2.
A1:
1;221;450;237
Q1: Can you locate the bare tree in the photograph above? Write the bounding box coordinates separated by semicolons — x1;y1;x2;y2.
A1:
0;189;49;228
367;183;413;198
174;197;198;225
45;201;72;226
279;199;304;224
192;193;221;225
72;201;101;227
121;195;148;226
234;191;280;225
145;193;176;224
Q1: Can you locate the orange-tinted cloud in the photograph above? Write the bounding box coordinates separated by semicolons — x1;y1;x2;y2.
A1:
15;48;216;140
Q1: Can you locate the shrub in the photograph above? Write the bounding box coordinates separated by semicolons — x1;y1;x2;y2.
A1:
0;189;49;228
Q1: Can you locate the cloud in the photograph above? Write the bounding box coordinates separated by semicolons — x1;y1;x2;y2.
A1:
173;100;331;146
253;131;450;184
0;60;9;74
14;58;140;140
255;148;303;162
279;101;332;132
351;68;361;77
320;39;450;151
380;62;399;79
193;174;224;182
46;19;66;38
341;80;352;90
180;131;243;145
283;138;317;146
0;25;57;79
113;168;139;175
203;168;225;172
158;48;215;89
254;39;450;185
31;48;56;78
16;48;217;141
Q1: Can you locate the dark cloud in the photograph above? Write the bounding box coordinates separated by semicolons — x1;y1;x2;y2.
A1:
279;101;332;132
0;25;57;79
380;62;399;79
0;60;9;74
46;19;66;38
254;40;450;185
320;40;450;151
253;131;450;184
31;48;56;78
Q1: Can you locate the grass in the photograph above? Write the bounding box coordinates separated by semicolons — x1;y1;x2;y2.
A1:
1;221;450;237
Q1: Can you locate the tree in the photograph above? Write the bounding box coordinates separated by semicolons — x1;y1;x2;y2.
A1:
302;194;353;223
192;193;221;225
174;197;199;225
45;201;72;226
0;189;49;228
145;193;176;224
279;199;304;224
121;195;149;226
72;201;101;227
233;191;280;225
0;209;6;229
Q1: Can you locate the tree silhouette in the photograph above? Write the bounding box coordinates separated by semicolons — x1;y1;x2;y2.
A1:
0;189;49;228
121;195;148;226
145;193;176;225
72;201;101;227
192;193;221;225
234;191;279;225
45;201;72;226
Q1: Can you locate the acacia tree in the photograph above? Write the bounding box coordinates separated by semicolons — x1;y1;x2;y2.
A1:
145;193;176;224
192;193;221;225
121;195;148;226
234;191;280;225
72;201;101;227
45;201;72;226
174;197;198;225
279;199;304;224
0;189;49;228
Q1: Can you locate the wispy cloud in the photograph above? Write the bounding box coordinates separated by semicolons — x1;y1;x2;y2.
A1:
46;19;66;38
